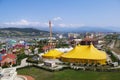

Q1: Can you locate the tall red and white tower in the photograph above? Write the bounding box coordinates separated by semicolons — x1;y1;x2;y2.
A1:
49;20;52;43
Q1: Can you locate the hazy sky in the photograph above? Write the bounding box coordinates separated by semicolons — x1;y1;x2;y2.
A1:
0;0;120;29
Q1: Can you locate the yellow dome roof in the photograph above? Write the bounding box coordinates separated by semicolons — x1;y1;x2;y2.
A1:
42;49;63;59
61;44;106;60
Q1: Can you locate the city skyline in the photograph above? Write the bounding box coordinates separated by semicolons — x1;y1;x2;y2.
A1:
0;0;120;31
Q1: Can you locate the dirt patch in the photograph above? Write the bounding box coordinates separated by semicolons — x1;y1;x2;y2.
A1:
18;75;35;80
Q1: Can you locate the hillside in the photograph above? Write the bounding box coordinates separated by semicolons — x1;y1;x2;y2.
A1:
0;28;49;37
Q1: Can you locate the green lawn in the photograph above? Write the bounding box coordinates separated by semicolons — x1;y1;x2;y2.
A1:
17;67;120;80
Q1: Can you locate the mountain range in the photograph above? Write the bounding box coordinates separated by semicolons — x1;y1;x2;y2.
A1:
0;26;119;37
51;26;119;32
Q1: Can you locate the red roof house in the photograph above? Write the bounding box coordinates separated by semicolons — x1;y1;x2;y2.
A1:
13;44;25;49
80;36;98;45
42;45;55;51
0;53;17;66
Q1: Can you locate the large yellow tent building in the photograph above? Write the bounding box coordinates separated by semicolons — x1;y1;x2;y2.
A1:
61;44;107;65
42;49;63;59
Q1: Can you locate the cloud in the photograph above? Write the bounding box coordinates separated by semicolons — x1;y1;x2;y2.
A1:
58;23;85;28
58;23;67;27
4;19;29;26
1;19;50;28
53;17;62;21
0;19;84;29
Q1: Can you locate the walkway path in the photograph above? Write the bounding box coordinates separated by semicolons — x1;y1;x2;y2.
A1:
112;51;120;60
15;58;28;69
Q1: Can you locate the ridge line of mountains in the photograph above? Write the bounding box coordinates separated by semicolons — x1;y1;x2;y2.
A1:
0;27;118;37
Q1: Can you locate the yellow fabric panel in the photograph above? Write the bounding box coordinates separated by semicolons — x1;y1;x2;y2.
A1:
61;58;106;65
42;49;63;59
61;44;107;64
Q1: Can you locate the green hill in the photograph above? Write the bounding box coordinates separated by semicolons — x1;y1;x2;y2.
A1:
0;28;49;37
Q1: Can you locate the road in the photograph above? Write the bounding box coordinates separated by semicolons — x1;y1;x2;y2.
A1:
109;40;115;49
108;40;120;61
